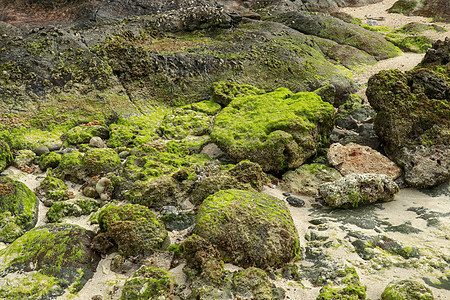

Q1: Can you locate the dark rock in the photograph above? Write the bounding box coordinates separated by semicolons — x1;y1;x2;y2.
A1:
286;196;305;207
161;212;196;231
34;145;49;156
228;160;269;191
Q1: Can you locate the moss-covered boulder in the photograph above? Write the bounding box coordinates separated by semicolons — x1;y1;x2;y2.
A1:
158;108;211;140
212;81;265;106
0;223;100;299
211;87;335;172
65;125;109;145
228;160;269;191
0;177;38;243
39;151;62;171
381;280;434;300
232;267;274;300
56;151;87;183
12;149;36;169
36;176;69;206
92;204;168;257
121;266;177;300
46;198;100;223
84;148;120;174
388;0;449;22
126;175;178;209
280;163;342;196
367;39;450;187
195;189;300;268
316;267;367;300
190;100;222;115
318;174;399;208
0;141;13;172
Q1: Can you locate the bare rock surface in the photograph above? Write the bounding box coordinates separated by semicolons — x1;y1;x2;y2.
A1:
327;142;402;179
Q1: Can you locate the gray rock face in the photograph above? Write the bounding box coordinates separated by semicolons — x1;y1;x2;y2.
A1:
318;174;399;208
397;145;449;188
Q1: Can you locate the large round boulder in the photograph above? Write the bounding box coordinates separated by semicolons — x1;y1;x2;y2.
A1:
0;223;100;299
194;189;300;268
211;88;335;172
0;177;38;242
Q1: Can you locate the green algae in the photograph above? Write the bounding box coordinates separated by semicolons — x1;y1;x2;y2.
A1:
84;148;120;174
0;141;13;171
381;279;434;300
46;198;100;223
39;151;62;171
158;108;211;140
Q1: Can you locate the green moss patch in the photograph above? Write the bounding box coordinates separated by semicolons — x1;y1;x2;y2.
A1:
121;266;177;299
211;87;335;172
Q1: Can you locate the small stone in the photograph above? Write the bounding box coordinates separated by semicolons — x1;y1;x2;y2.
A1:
48;143;62;151
89;136;106;148
119;151;130;159
367;19;378;26
34;145;49;156
92;296;103;300
160;206;178;216
83;186;99;198
286;196;305;207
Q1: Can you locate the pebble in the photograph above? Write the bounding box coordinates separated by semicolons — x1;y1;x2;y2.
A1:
286;196;305;207
48;143;62;151
34;145;49;156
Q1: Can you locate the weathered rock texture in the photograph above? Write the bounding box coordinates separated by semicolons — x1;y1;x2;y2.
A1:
195;189;300;268
389;0;449;23
318;174;399;208
328;142;402;180
367;38;450;187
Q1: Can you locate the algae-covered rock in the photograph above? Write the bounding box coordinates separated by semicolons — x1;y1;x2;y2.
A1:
0;141;13;172
56;151;87;183
195;189;300;268
191;100;222;115
318;174;399;208
211;87;335;172
39;151;62;171
121;266;176;300
93;204;168;257
0;223;100;299
12;149;36;169
228;160;269;191
0;177;38;243
381;279;434;300
280;163;342;196
212;81;265;106
46;198;100;223
233;267;274;300
36;176;69;206
159;108;211;140
316;267;367;300
126;175;178;209
84;148;120;175
65;125;109;145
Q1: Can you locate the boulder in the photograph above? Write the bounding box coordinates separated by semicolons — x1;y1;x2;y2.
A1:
158;108;211;140
93;204;168;258
126;176;178;209
66;125;109;145
367;38;450;187
46;198;100;223
388;0;449;22
211;88;335;172
327;143;402;180
381;280;434;300
56;151;87;183
280;163;342;196
228;160;269;191
39;151;62;171
0;223;100;299
36;176;70;206
12;150;36;169
0;177;38;243
232;267;275;300
120;266;177;300
195;189;300;268
318;174;399;208
84;148;121;174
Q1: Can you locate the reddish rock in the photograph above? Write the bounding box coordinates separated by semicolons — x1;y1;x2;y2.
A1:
327;143;402;180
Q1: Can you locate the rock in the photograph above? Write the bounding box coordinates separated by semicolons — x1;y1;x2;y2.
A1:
110;254;135;274
381;280;434;300
190;100;222;115
397;145;449;188
228;160;269;191
93;204;168;258
367;40;450;187
34;145;49;156
0;223;100;299
232;267;274;300
126;175;178;209
12;149;36;169
327;143;402;180
36;176;70;206
39;151;62;171
143;250;174;271
160;212;196;231
56;151;87;183
388;0;449;22
211;81;265;106
286;196;305;207
89;136;107;148
46;198;100;223
48;143;62;151
84;148;120;175
158;108;211;140
313;84;336;105
318;174;399;208
195;189;300;268
280;163;342;196
316;267;366;300
190;175;251;206
367;19;378;26
120;266;177;300
66;125;110;145
211;88;335;172
0;177;38;242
